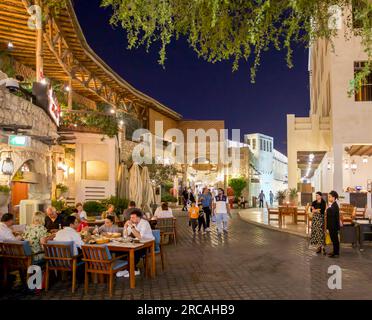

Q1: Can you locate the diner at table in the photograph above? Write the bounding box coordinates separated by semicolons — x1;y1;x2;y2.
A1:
53;215;85;255
153;202;174;219
44;206;64;232
93;215;120;234
0;213;21;241
23;211;53;261
116;209;155;278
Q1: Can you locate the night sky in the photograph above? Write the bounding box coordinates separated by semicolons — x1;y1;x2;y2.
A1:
74;0;310;155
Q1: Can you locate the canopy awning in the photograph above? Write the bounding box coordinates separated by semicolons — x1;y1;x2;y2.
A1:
0;0;182;120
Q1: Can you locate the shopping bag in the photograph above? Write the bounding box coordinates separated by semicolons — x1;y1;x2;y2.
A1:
325;231;332;245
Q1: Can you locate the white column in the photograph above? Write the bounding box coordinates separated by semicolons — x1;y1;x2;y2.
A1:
333;143;344;193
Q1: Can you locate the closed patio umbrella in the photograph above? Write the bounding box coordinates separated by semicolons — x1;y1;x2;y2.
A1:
141;166;155;217
129;162;142;208
117;162;129;200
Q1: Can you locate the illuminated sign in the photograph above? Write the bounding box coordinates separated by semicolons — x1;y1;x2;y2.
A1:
48;88;60;126
8;135;31;147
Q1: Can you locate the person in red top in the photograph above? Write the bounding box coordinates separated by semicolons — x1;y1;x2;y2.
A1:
72;211;89;232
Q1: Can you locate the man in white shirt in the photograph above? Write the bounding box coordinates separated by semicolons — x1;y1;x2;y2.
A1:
0;213;20;241
117;209;154;278
54;215;84;255
212;188;231;235
153;202;173;219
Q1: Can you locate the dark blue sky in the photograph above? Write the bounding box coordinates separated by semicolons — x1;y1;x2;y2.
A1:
74;0;310;155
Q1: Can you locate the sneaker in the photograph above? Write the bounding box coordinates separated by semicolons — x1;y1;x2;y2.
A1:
223;229;228;233
116;270;129;278
205;228;211;232
123;270;141;277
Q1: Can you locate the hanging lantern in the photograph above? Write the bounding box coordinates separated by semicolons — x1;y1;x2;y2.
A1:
2;157;14;175
57;158;67;172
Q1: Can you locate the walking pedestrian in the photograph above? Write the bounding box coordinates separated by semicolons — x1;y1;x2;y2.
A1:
213;188;231;235
188;202;199;234
197;203;206;233
310;191;326;254
258;190;265;208
199;187;213;232
269;191;274;207
182;187;188;211
326;191;340;258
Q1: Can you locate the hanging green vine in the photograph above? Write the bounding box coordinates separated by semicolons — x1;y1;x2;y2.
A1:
101;0;371;88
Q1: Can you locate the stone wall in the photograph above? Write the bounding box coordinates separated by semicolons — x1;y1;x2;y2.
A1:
0;87;59;210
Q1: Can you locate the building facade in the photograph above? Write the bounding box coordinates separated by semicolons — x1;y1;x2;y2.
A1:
287;4;372;208
244;133;288;203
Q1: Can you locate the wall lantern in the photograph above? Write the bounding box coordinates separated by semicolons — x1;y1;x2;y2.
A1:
351;160;357;174
344;161;349;170
363;156;368;164
57;157;67;172
2;155;14;175
327;161;332;170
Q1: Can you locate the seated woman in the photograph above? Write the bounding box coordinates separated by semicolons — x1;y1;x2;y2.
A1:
153;202;174;219
101;204;119;223
23;211;54;261
73;212;89;233
94;215;120;235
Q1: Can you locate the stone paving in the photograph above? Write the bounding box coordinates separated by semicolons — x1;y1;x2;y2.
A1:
2;210;372;300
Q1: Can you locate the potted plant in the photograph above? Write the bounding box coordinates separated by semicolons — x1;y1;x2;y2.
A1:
288;188;298;206
275;190;287;206
0;185;10;207
161;194;178;206
229;177;247;208
56;183;69;198
83;201;105;219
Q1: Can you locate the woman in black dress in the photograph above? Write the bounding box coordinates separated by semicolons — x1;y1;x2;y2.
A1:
326;190;340;258
310;191;326;254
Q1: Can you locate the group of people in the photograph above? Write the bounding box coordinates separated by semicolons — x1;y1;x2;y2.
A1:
187;187;231;235
258;190;275;208
309;190;341;258
0;201;157;278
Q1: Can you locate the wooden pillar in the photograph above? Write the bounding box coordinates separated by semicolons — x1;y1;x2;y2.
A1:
68;77;73;110
35;0;43;82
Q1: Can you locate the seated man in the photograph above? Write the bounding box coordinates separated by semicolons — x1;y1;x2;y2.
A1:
0;213;21;241
123;201;141;221
54;215;84;255
117;209;154;278
153;202;173;219
44;206;64;232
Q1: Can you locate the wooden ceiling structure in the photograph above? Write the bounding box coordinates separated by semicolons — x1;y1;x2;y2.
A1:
297;151;327;178
0;0;182;120
345;145;372;157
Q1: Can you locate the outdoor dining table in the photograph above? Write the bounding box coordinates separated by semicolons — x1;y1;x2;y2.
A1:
106;239;156;289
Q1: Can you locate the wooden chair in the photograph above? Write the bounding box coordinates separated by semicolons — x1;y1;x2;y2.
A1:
43;241;82;293
266;202;281;227
0;240;34;287
340;203;356;225
82;245;128;297
151;229;164;273
156;218;177;245
297;203;309;224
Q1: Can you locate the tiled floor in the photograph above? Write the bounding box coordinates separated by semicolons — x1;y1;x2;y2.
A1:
2;210;372;300
239;208;309;236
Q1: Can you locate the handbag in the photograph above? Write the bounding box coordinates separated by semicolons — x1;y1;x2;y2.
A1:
325;230;332;245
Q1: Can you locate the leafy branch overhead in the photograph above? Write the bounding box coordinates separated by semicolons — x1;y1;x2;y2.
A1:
101;0;371;86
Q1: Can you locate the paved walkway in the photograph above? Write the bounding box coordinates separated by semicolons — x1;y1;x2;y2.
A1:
3;211;372;300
